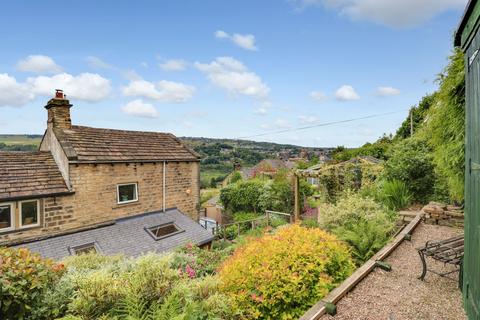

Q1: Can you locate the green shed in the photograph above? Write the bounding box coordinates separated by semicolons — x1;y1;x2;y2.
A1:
455;0;480;318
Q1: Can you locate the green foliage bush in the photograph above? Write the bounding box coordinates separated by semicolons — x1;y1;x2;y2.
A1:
229;171;243;184
332;135;393;161
0;247;65;320
334;219;393;264
318;191;393;231
62;252;234;319
233;211;260;222
376;179;412;210
220;179;266;213
318;192;395;264
218;224;354;319
382;138;435;203
307;161;383;202
300;217;320;228
395;94;436;140
419;49;465;202
172;243;233;278
220;172;314;215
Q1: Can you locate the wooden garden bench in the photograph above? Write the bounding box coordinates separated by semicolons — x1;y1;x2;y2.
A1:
417;234;464;281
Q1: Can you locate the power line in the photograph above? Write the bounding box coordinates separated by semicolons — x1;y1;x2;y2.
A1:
236;109;408;139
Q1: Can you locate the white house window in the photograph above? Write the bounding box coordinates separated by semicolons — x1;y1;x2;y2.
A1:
20;200;40;228
0;203;13;231
117;183;138;204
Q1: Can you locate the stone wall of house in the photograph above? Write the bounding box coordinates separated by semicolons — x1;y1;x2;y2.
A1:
39;128;71;188
1;161;200;244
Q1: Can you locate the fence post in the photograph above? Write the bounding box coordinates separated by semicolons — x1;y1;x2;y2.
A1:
293;175;300;222
237;223;241;237
266;211;270;227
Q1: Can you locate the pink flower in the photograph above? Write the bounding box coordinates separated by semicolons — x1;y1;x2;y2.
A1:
251;293;264;302
185;264;196;279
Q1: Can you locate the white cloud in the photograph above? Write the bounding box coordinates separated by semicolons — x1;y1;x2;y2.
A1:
214;30;258;51
289;0;466;28
335;85;360;101
376;86;400;96
122;99;158;118
141;62;148;68
299;115;319;124
17;55;62;74
195;57;269;99
159;59;188;71
274;118;292;128
231;34;257;51
27;73;111;102
310;90;327;101
122;79;195;102
215;30;229;39
261;118;292;129
254;107;268;115
86;56;116;70
184;111;208;118
0;73;35;107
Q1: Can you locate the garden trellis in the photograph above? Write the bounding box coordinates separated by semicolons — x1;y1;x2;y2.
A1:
293;156;384;220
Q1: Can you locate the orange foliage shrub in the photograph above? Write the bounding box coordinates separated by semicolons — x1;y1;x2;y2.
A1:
218;224;354;319
0;247;65;319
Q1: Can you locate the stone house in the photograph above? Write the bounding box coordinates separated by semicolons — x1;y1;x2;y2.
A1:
0;90;213;259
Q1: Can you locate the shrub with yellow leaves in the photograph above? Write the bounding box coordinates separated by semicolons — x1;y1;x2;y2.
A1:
218;224;355;319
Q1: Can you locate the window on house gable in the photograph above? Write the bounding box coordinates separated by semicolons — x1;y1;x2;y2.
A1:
0;203;13;231
146;223;184;240
20;200;39;228
117;183;138;204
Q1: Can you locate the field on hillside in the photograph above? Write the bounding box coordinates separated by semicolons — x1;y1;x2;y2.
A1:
0;134;42;145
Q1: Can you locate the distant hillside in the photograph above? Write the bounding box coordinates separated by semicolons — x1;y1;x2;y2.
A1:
180;137;332;188
0;134;41;151
0;134;332;188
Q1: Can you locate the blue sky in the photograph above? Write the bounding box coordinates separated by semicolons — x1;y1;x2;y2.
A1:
0;0;468;147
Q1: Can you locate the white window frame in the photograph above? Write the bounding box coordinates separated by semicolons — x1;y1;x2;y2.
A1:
0;202;15;232
19;199;40;229
117;183;139;204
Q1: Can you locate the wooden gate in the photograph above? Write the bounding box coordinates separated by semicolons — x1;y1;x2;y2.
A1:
465;21;480;319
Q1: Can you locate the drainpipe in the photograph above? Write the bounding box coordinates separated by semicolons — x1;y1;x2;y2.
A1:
163;161;166;212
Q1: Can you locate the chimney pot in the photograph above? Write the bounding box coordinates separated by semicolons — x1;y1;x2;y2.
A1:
45;90;72;130
55;89;64;99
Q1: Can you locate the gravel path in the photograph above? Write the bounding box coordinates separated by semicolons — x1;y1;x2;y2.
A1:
321;222;466;320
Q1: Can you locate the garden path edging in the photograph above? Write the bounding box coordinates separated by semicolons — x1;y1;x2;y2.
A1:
300;212;424;320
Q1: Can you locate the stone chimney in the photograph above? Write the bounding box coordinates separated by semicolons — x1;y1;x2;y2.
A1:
45;89;72;130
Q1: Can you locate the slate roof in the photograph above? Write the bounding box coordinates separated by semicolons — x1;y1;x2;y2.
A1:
54;125;200;163
12;209;214;260
0;152;70;201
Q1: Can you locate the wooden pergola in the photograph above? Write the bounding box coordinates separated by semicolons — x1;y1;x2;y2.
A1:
293;156;383;221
